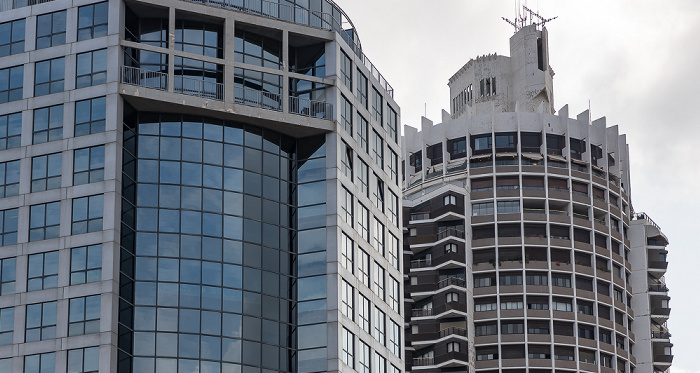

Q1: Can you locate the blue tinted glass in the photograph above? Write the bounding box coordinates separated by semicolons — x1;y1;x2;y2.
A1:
297;275;326;301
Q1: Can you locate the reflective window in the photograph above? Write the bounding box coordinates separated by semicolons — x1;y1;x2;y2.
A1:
372;175;384;212
67;347;99;373
0;307;13;346
372;87;383;124
357;159;369;198
175;19;223;58
341;95;353;133
29;202;61;241
71;244;102;285
356;69;368;109
69;295;101;336
78;2;109;41
387;107;398;143
358;294;370;333
75;96;106;136
0;66;23;104
0;160;20;198
341;280;354;320
388;276;400;313
0;19;25;56
374;352;386;373
27;251;59;291
24;353;55;373
341;188;353;226
74;145;105;185
31;153;62;192
342;328;354;368
340;51;352;89
357;203;369;243
387;233;399;271
174;57;224;100
234;28;281;69
25;301;57;341
234;68;282;110
125;5;168;47
72;195;104;234
341;233;353;273
289;43;325;77
76;49;108;88
372;130;383;168
387;190;398;226
341;141;353;180
373;307;385;345
357;114;368;153
373;262;385;300
36;11;66;49
358;340;370;373
33;104;63;144
372;218;384;255
35;57;65;96
358;249;370;288
0;258;15;294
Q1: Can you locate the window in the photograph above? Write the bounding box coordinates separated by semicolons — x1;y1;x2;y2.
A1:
387;191;398;226
447;342;460;352
175;20;223;58
475;323;497;336
495;133;516;149
234;28;281;69
76;49;107;88
75;97;106;136
472;202;494;216
35;57;65;96
0;19;25;56
552;299;572;312
341;233;353;273
342;328;354;368
374;353;386;373
341;95;353;133
373;307;385;345
24;353;55;373
388;150;398;185
474;276;494;288
526;274;548;286
372;87;383;124
0;66;23;104
372;218;384;255
0;257;15;294
27;251;59;291
388;107;398;143
0;160;20;198
473;134;492;151
358;115;369;153
373;263;385;300
446;292;459;303
33;105;64;144
445;243;458;253
36;11;66;49
389;321;401;357
578;326;595;340
358;203;369;242
67;347;99;373
78;2;109;41
500;274;522;286
25;301;57;341
372;131;384;167
388;233;399;270
0;307;13;345
358;294;370;333
497;200;520;214
600;330;612;344
31;153;62;192
372;175;384;211
577;301;594;316
341;188;353;226
29;202;61;241
501;322;524;334
70;244;102;285
444;195;457;205
356;69;368;108
341;280;354;320
69;295;100;336
357;159;369;197
475;302;496;312
358;340;371;373
341;141;353;180
552;275;571;288
74;145;105;185
72;195;103;234
340;51;352;89
500;301;524;310
388;276;400;313
358;249;370;287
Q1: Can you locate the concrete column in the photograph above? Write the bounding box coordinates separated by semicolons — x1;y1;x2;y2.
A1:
167;7;175;93
282;30;289;113
224;17;235;104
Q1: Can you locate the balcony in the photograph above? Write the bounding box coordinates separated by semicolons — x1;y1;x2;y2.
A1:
437;227;465;241
439;326;467;338
121;66;168;91
0;0;52;11
289;96;333;120
435;351;470;366
410;258;432;269
235;86;282;111
649;284;669;292
176;76;224;101
412;356;435;367
654;355;674;364
438;276;466;289
651;331;672;339
411;308;433;318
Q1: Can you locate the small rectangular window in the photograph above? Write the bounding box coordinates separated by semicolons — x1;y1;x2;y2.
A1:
373;307;386;345
340;51;352;89
0;258;16;294
0;307;13;346
341;95;353;134
341;280;354;321
76;49;108;88
24;352;55;373
74;145;105;185
342;328;355;368
341;188;354;227
372;87;383;124
358;294;370;333
388;150;398;186
358;249;370;287
0;66;23;104
72;195;104;234
35;57;65;96
29;202;61;241
25;301;57;341
27;251;59;291
33;104;64;144
0;19;25;56
373;175;384;212
31;153;62;192
356;69;368;109
358;115;369;153
388;107;398;143
78;2;109;41
175;20;223;58
372;131;384;168
357;160;369;198
36;11;66;49
75;97;106;136
341;141;353;181
67;347;99;373
341;233;353;273
0;160;20;198
373;262;385;300
70;244;102;285
69;295;101;336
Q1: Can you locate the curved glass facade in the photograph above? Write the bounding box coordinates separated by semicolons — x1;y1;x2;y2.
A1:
119;107;327;373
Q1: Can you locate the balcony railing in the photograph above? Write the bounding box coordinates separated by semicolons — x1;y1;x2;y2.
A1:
411;308;433;317
0;0;53;11
649;284;669;292
438;276;466;289
289;96;333;120
409;212;429;221
437;227;465;240
235;86;282;111
412;357;435;367
651;331;672;339
439;326;467;338
120;66;168;91
175;76;224;101
410;258;432;269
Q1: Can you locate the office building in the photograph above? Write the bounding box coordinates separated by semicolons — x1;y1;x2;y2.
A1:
401;20;672;373
0;0;403;372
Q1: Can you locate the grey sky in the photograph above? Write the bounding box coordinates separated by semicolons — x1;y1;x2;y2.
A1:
334;0;699;370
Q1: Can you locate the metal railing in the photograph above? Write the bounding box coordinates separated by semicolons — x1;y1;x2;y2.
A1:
438;276;466;289
648;284;669;292
409;212;430;221
180;0;394;97
120;66;168;91
439;326;467;338
412;357;434;367
0;0;53;11
410;258;432;269
437;227;465;240
289;96;333;120
234;86;282;111
175;76;224;101
411;308;433;317
651;331;672;339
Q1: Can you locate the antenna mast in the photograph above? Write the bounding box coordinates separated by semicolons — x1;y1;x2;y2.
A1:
502;4;557;33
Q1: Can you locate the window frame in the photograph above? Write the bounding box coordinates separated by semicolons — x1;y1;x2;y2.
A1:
31;153;62;192
68;295;101;336
76;49;108;88
0;66;24;104
0;19;25;56
73;145;105;185
77;2;109;41
33;104;64;144
26;251;59;292
71;194;104;234
25;301;57;342
34;57;65;96
70;244;102;285
0;160;20;198
74;96;106;136
36;10;66;49
29;202;61;241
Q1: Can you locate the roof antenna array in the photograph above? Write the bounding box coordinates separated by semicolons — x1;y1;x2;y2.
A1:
502;4;557;33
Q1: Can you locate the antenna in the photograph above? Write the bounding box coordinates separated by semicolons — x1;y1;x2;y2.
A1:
503;4;557;33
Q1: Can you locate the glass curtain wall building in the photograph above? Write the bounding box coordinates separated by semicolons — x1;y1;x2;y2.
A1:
0;0;403;372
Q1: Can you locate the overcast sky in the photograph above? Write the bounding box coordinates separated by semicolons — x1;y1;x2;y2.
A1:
334;0;700;370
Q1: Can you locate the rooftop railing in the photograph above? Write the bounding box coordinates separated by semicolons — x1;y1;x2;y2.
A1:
0;0;53;11
175;76;224;101
234;86;282;111
289;96;333;120
120;66;168;91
